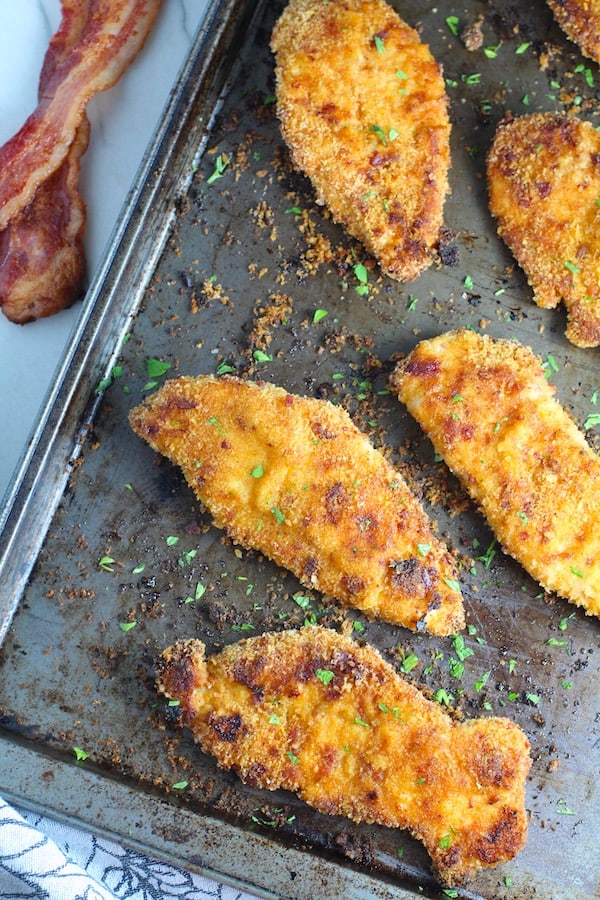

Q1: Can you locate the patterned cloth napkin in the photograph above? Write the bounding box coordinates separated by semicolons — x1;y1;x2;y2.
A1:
0;798;257;899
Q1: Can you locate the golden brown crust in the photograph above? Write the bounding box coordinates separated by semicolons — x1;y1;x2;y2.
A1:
129;375;464;634
157;627;531;886
391;329;600;618
270;0;451;281
487;111;600;348
547;0;600;62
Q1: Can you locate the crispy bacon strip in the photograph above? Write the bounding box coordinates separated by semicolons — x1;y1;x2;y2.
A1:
0;0;162;230
0;120;89;323
0;0;162;322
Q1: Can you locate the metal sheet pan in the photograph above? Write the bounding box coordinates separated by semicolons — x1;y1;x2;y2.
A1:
0;1;598;898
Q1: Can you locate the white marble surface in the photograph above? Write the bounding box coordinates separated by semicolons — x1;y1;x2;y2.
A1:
0;0;209;503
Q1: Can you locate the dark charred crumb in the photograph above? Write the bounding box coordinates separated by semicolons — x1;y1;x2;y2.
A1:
332;830;376;865
438;229;460;268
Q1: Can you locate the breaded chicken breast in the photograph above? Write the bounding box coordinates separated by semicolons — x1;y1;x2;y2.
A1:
271;0;451;282
547;0;600;63
391;329;600;619
487;112;600;348
157;626;531;887
130;376;464;634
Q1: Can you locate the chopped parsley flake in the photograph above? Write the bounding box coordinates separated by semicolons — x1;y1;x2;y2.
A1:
98;555;115;572
287;751;300;765
370;124;398;146
313;308;328;323
145;357;171;378
250;464;264;478
474;670;490;691
556;798;574;815
207;415;226;434
206;153;229;184
443;577;461;592
119;621;137;632
546;637;569;648
272;506;285;523
445;15;459;36
354;716;370;727
559;614;575;630
434;688;454;707
73;747;89;761
451;634;474;662
253;349;272;363
172;780;189;790
584;413;600;430
483;44;501;58
316;669;335;685
353;262;369;295
400;652;419;674
476;539;497;569
449;658;465;679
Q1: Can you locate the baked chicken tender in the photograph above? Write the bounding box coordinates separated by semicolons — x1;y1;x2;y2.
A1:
271;0;451;282
488;112;600;348
391;329;600;619
546;0;600;63
129;376;464;634
157;627;531;887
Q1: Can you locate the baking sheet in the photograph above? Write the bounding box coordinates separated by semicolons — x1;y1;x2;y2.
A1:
0;1;599;898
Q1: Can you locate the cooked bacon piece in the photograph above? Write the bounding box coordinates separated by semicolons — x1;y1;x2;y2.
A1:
487;112;600;348
391;329;600;619
157;627;531;886
0;0;162;322
0;120;89;323
0;0;162;230
271;0;451;282
547;0;600;63
129;376;465;635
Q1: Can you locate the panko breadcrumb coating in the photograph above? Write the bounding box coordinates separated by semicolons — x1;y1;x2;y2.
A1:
129;375;464;635
487;112;600;348
391;329;600;619
157;626;531;887
547;0;600;63
271;0;451;282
